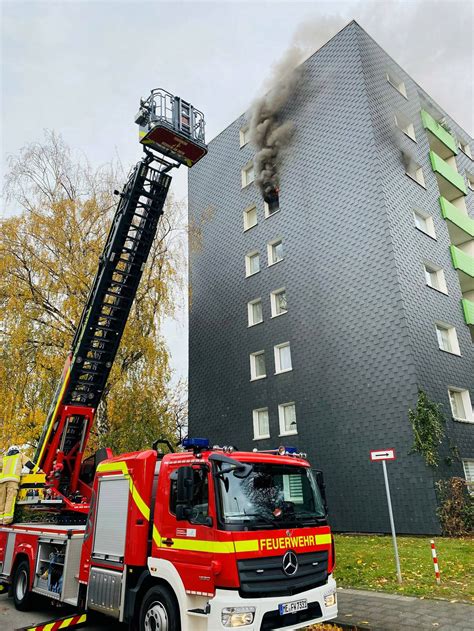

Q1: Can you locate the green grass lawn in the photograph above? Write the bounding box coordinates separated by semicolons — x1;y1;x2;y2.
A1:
333;534;473;601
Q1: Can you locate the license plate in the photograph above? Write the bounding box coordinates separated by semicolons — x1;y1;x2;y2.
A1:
278;599;308;615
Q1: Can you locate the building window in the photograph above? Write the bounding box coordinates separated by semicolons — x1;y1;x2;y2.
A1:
467;174;474;191
406;161;426;187
279;402;297;436
241;162;255;187
274;342;292;373
264;193;280;217
245;251;260;277
243;205;257;231
253;408;270;439
268;239;284;266
247;298;263;327
270;288;288;317
250;351;266;380
458;140;472;159
448;388;473;423
423;263;448;294
386;71;407;98
462;460;474;494
240;126;250;148
413;209;436;238
394;112;416;141
435;323;461;355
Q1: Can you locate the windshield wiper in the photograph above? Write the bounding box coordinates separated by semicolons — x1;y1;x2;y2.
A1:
242;512;279;529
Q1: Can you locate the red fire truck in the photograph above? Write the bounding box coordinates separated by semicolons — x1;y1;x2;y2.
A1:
0;89;337;630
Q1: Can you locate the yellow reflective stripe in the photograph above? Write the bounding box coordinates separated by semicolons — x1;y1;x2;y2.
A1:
78;615;87;624
315;534;332;546
43;623;55;631
164;538;234;554
34;367;71;471
58;619;72;628
96;461;150;521
152;524;161;547
234;539;259;553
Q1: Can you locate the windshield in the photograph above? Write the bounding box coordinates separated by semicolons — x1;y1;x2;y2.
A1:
215;462;326;529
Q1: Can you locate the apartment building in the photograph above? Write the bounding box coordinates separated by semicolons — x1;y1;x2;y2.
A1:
188;21;474;533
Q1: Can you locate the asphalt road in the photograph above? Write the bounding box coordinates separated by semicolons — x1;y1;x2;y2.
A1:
0;593;125;631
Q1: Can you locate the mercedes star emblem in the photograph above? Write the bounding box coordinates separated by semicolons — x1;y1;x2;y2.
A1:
282;550;298;576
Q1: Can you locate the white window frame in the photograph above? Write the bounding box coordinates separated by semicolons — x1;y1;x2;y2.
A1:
253;407;270;440
406;162;426;187
386;71;407;98
462;460;474;494
250;350;266;381
239;125;250;148
435;322;461;356
241;162;255;188
413;209;436;239
270;288;288;318
245;251;260;277
467;175;474;192
247;298;263;327
448;388;474;423
394;112;416;142
264;199;280;218
458;140;472;159
423;262;448;294
278;402;297;436
267;238;284;266
243;205;257;231
274;342;292;374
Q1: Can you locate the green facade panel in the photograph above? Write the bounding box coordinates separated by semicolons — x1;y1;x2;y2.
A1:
462;298;474;325
450;245;474;277
429;151;467;195
421;110;458;155
439;197;474;237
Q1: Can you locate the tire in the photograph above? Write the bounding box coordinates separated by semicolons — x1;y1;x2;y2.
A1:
12;559;34;611
139;584;180;631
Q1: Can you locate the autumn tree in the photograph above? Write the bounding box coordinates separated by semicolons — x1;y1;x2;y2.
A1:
0;131;186;455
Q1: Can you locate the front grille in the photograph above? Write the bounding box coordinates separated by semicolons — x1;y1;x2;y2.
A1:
261;601;323;630
237;550;328;598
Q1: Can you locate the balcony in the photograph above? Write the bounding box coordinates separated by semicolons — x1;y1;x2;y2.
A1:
421;110;458;158
439;197;474;246
450;245;474;295
461;298;474;325
429;151;467;201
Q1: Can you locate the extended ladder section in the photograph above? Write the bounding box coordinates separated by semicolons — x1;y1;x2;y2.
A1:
32;159;171;498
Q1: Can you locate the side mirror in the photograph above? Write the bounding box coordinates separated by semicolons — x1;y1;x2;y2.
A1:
313;469;328;513
177;466;194;504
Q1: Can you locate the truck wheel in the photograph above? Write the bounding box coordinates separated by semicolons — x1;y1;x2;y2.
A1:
139;585;180;631
12;559;34;611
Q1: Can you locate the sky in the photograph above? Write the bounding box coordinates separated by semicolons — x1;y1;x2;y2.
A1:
1;0;473;380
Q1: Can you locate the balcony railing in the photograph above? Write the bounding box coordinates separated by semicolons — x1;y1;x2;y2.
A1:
429;151;467;198
461;298;474;325
439;197;474;238
421;110;458;156
450;245;474;278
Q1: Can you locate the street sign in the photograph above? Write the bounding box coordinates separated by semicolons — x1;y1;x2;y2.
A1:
370;449;396;462
370;447;402;584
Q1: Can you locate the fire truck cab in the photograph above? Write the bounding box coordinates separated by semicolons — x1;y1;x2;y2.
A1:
0;440;337;630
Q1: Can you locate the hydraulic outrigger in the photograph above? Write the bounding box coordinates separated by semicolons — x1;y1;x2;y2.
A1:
18;88;207;519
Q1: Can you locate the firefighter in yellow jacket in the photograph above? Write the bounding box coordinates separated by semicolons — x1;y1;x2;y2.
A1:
0;446;34;525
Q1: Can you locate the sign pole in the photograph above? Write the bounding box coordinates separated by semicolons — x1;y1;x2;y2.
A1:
382;459;402;584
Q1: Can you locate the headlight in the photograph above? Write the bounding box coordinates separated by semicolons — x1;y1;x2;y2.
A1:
324;591;337;607
221;606;256;627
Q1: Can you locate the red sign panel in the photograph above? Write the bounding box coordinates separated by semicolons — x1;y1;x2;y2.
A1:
370;449;396;462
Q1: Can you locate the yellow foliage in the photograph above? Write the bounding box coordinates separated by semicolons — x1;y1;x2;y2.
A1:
0;131;185;456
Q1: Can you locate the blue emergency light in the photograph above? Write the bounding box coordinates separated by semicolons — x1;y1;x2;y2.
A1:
277;445;298;455
182;437;210;450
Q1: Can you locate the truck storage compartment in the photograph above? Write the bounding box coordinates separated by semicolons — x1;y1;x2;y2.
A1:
33;534;83;604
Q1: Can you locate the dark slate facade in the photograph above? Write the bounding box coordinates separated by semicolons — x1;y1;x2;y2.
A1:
188;21;474;534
